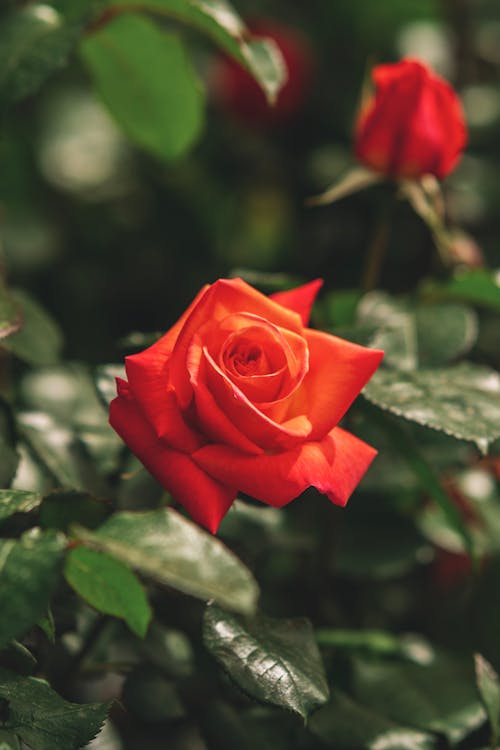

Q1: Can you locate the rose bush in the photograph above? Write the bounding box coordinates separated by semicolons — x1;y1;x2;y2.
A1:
110;278;383;532
354;58;467;180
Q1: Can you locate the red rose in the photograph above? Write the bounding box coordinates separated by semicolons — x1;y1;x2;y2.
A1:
354;59;467;180
210;21;314;126
109;279;383;532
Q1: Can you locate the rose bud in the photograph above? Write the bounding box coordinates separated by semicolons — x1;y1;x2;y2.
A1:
210;21;314;126
354;58;467;180
110;278;383;533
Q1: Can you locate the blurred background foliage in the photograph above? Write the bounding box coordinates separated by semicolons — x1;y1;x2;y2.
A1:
2;0;499;361
2;1;500;749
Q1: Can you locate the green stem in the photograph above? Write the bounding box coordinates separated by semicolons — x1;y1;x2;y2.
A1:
361;192;394;292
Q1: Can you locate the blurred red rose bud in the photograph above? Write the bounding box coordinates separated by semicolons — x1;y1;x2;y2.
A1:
354;59;467;180
210;21;314;126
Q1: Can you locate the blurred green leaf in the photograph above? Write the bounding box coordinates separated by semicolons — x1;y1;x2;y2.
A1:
422;269;500;313
20;364;122;476
358;292;478;369
0;529;65;649
353;654;486;745
75;508;259;615
0;731;20;750
40;491;110;532
323;289;362;327
310;688;435;750
80;14;204;160
65;546;152;637
0;489;41;524
100;0;286;104
415;304;478;368
37;609;55;644
475;653;500;746
4;289;63;366
0;667;108;750
94;363;125;407
363;363;500;454
316;629;434;664
0;4;79;104
203;604;329;719
122;665;185;722
17;411;104;493
138;622;194;678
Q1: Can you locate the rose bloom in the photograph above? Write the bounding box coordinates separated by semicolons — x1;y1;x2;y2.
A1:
110;279;383;532
354;58;467;180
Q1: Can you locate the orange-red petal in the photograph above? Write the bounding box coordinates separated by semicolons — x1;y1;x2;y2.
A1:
109;389;236;533
193;426;376;508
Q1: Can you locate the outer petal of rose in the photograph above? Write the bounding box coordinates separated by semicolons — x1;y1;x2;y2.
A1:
170;278;304;408
193;426;376;508
109;391;236;533
123;285;210;450
270;279;323;326
292;329;384;440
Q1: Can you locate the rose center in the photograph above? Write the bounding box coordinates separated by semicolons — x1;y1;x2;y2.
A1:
224;339;268;376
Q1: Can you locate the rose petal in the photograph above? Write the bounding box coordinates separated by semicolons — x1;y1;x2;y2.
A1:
201;346;312;450
169;278;304;408
109;390;236;533
187;345;264;455
270;279;323;325
124;284;210;450
193;426;376;508
292;329;384;440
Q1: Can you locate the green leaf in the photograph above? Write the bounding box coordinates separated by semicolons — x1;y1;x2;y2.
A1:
203;604;329;719
0;490;41;524
353;654;487;745
80;14;204;160
0;667;109;750
358;292;478;369
4;289;63;365
65;546;152;637
316;629;434;665
74;508;259;615
0;529;65;649
94;363;125;407
20;364;122;476
99;0;286;104
363;362;500;454
415;304;478;367
310;689;436;750
138;622;194;678
422;269;500;312
475;653;500;745
0;4;79;104
0;730;20;750
16;411;103;492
